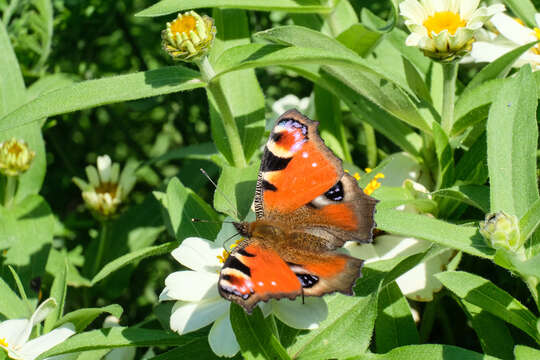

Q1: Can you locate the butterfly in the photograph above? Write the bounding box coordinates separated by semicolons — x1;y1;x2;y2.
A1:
218;109;377;313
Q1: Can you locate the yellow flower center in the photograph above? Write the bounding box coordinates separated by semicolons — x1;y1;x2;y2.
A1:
0;338;8;347
217;239;243;264
170;15;197;35
363;173;385;196
423;11;467;37
95;182;118;197
7;142;23;156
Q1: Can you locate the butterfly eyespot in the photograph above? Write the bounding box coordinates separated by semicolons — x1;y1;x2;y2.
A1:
297;273;319;288
324;181;344;202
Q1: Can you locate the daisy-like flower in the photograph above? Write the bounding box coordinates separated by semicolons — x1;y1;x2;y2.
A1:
346;154;454;301
0;138;35;177
160;236;328;357
0;298;76;360
470;12;540;70
72;155;137;218
162;11;216;61
400;0;504;61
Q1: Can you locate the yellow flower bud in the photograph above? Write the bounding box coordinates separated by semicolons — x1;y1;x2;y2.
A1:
162;11;216;61
0;138;36;177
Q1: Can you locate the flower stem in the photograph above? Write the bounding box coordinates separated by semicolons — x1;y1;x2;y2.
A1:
92;221;109;276
4;176;17;207
441;62;458;134
363;123;377;169
197;56;247;168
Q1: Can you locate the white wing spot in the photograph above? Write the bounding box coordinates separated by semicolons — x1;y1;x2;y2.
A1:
312;162;317;167
258;281;264;286
302;152;309;158
271;281;277;286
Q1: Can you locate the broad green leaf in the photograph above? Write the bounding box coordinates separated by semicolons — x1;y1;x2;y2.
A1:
0;277;29;319
436;271;540;343
432;122;454;190
214;164;258;220
29;0;54;72
91;242;177;285
45;248;91;287
355;344;498;360
508;253;540;279
208;9;265;164
148;142;218;164
44;259;67;333
38;327;201;359
466;41;538;91
514;345;540;359
503;0;537;27
0;66;203;132
56;304;123;332
288;292;378;359
161;177;220;240
0;195;54;298
520;198;540;244
487;66;539;218
27;73;76;100
149;337;219;359
0;22;26;116
136;0;333;17
375;281;419;353
230;305;291;360
455;133;489;185
460;300;514;359
375;209;494;258
432;185;490;213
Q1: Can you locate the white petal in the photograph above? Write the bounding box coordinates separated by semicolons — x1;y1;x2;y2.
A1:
405;32;424;47
162;271;219;302
470;41;515;63
273;297;328;330
432;30;450;52
170;300;228;334
171;237;222;273
18;323;75;360
97;155;112;183
399;0;427;24
459;0;479;20
208;312;240;357
13;299;57;348
373;235;431;260
535;13;540;28
0;319;28;346
490;12;536;46
344;242;379;262
272;94;301;115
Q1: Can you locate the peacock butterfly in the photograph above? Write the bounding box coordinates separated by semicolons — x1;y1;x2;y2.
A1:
218;109;377;313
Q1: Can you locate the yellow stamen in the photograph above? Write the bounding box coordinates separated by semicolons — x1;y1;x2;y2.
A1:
515;18;525;26
423;11;466;37
365;168;372;173
363;172;384;196
170;15;197;35
0;338;8;347
216;239;244;264
353;172;361;181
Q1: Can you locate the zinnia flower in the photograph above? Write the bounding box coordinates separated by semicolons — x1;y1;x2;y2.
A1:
400;0;504;61
0;138;35;177
160;236;328;357
470;12;540;70
72;155;137;218
0;298;76;360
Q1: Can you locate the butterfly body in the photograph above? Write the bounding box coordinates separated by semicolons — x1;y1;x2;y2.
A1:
218;110;377;313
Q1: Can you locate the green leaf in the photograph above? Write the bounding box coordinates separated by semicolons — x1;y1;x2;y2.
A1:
136;0;333;17
0;66;203;132
432;122;454;190
375;281;419;353
45;248;91;287
454;133;488;185
514;345;540;359
503;0;537;28
508;253;540;279
148;142;218;164
375;209;494;259
288;292;378;359
208;9;265;164
356;344;498;360
432;185;490;213
44;259;67;333
465;41;538;91
91;242;177;285
0;22;26;116
230;305;291;360
161;177;221;241
214;164;258;220
459;300;514;359
56;304;123;332
148;337;219;359
0;276;29;319
337;23;382;57
38;327;201;359
436;271;540;343
487;66;539;218
519;198;540;244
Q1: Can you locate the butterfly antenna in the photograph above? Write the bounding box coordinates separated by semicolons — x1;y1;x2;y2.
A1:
200;168;240;220
301;287;305;305
191;218;236;224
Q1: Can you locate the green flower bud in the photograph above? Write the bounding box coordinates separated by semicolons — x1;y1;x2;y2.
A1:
0;138;36;177
73;155;137;219
162;11;216;62
480;211;522;252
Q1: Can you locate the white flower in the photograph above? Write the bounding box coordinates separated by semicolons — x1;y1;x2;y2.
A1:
345;154;453;301
400;0;504;61
0;298;76;360
160;236;328;357
272;94;309;116
103;316;136;360
470;12;540;71
72;155;137;218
